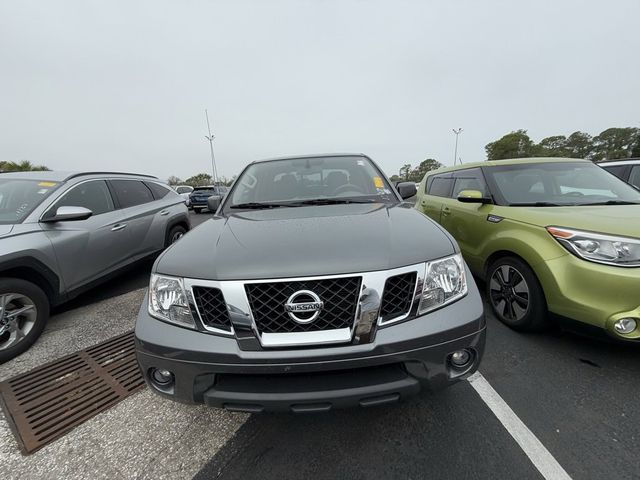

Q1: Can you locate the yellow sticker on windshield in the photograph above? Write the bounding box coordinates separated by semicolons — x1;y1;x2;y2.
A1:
373;177;384;188
38;182;57;187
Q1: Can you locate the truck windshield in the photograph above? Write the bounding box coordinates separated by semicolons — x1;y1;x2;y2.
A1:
225;156;397;211
0;179;61;224
485;161;640;206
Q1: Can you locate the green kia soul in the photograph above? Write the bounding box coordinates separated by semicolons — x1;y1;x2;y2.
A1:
416;157;640;341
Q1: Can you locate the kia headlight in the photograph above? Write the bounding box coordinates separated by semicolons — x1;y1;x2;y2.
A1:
418;254;468;314
547;227;640;267
148;274;196;327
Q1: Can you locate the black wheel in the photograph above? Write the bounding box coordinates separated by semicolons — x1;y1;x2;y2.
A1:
0;278;49;363
486;256;547;332
193;208;202;214
166;225;187;247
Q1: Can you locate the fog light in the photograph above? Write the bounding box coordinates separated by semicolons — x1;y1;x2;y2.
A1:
151;368;174;386
450;350;471;368
614;318;637;335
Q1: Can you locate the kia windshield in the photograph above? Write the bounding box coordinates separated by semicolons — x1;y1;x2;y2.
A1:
485;161;640;206
224;156;398;211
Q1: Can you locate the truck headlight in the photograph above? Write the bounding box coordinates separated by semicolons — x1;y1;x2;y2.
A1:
418;254;468;314
148;274;196;328
547;227;640;267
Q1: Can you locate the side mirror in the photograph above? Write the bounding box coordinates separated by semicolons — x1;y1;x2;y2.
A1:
207;195;222;212
457;190;492;204
42;206;93;222
396;182;417;200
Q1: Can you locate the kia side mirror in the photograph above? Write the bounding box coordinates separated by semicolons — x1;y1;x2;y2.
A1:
457;190;492;204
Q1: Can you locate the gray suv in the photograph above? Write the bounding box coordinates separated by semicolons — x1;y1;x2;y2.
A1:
0;171;189;362
135;154;485;412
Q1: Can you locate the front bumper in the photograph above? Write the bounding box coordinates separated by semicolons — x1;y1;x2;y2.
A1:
535;254;640;340
135;282;485;412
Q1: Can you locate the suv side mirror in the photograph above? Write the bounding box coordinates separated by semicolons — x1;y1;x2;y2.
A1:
42;206;93;222
207;195;222;212
396;182;417;200
457;190;492;204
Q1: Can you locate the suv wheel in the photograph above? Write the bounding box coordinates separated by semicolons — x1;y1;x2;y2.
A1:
0;279;49;363
193;208;202;214
486;256;547;332
166;225;187;246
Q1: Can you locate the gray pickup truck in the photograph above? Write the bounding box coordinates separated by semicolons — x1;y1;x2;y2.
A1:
135;154;485;412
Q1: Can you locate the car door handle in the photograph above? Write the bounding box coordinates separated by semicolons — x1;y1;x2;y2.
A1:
159;210;170;216
111;223;127;231
442;207;451;216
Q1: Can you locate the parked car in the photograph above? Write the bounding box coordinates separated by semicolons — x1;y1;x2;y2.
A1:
135;154;485;412
0;171;190;362
416;157;640;341
598;158;640;190
173;185;194;207
189;185;229;213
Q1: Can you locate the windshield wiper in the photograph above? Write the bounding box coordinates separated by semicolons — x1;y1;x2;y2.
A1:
508;202;565;207
229;202;296;209
297;198;378;205
230;198;379;209
581;200;640;206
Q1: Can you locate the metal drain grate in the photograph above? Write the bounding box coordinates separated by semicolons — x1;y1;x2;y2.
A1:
0;331;145;454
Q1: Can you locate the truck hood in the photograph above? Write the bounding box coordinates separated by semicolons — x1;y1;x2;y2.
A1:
156;203;456;280
508;204;640;238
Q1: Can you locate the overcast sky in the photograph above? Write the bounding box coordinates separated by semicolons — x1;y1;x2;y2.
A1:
1;0;639;181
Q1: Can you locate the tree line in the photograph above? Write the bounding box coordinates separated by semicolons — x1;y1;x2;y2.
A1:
486;127;640;161
388;158;443;183
167;173;235;187
388;126;639;183
0;160;49;172
7;126;637;182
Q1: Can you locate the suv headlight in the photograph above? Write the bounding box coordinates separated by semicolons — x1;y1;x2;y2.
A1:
418;253;468;314
148;274;196;327
547;227;640;267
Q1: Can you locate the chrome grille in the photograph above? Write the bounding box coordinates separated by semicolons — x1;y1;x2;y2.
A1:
192;286;232;332
379;272;417;322
245;277;361;333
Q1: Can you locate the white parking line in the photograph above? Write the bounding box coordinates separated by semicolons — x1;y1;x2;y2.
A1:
467;372;572;480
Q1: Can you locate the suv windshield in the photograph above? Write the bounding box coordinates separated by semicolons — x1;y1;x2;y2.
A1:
485;161;640;206
0;179;61;224
224;156;396;211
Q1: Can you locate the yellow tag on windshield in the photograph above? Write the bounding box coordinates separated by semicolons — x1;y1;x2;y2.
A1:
38;182;57;187
373;177;384;188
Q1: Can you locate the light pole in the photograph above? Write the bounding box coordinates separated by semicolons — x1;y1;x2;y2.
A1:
204;109;219;186
452;128;463;165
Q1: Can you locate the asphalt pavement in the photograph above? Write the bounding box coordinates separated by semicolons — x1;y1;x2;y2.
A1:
1;210;639;480
193;296;640;480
